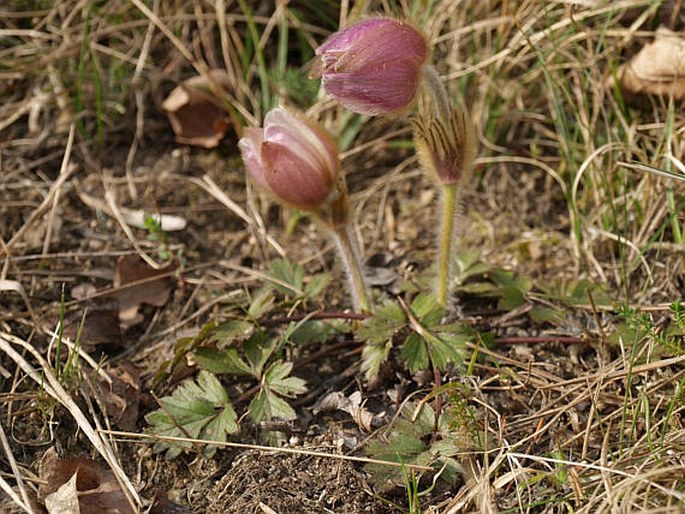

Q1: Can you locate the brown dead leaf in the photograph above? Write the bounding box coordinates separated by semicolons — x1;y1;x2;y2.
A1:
616;27;685;99
162;69;232;148
112;255;176;329
314;391;376;432
147;489;192;514
96;361;141;431
39;448;135;514
61;307;123;351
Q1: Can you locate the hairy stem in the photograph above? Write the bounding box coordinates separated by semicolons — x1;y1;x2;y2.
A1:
329;224;372;313
421;64;451;122
436;183;458;308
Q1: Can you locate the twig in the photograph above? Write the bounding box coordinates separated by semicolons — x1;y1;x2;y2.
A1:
494;336;589;345
2;126;78;257
0;416;35;514
98;429;432;472
540;354;685;389
260;310;370;327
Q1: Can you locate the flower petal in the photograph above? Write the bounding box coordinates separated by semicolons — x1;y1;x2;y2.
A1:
238;128;269;190
322;61;422;115
264;108;337;183
332;20;427;73
316;17;392;57
260;141;333;210
313;18;428;115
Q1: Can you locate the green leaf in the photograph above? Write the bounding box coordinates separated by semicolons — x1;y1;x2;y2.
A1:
248;389;269;424
415;446;462;484
490;269;532;292
366;419;428;462
249;389;297;423
357;299;406;380
304;272;331;298
670;301;685;330
497;286;526;310
361;340;392;380
211;319;253;345
567;280;611;305
145;371;238;458
410;292;439;319
264;360;307;397
426;332;463;370
248;287;276;319
402;333;429;373
356;299;405;344
244;331;277;376
528;306;562;324
538;278;612;307
194;347;252;376
453;249;492;285
411;292;444;327
166;319;218;381
401;402;436;434
455;281;498;295
288;319;345;345
268;258;304;296
365;419;428;486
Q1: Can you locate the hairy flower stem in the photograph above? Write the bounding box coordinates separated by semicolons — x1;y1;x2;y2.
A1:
421;64;451;122
436;183;458;308
419;64;471;308
328;223;372;313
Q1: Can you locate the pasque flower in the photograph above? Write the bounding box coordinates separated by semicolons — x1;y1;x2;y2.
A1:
239;107;343;215
239;107;372;313
311;17;428;116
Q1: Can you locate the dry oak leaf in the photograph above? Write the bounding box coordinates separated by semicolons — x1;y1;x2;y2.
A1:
616;27;685;99
61;307;123;351
162;69;232;148
39;448;135;514
315;391;376;432
96;361;141;431
112;255;177;329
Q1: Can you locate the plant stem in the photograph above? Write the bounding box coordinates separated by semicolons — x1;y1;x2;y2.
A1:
421;64;451;121
329;224;372;313
436;183;458;308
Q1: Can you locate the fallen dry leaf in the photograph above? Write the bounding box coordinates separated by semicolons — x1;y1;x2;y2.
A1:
315;391;376;432
162;69;232;148
112;255;176;329
147;489;192;514
39;448;135;514
615;27;685;99
96;361;141;431
61;307;123;351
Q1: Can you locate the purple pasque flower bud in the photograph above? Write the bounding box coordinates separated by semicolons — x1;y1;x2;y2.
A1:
312;17;428;116
412;106;477;186
239;107;347;217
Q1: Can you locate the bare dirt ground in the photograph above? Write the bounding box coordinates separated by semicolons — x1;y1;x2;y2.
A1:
2;1;685;513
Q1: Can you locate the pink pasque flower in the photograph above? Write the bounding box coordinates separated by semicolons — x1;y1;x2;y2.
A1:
239;107;340;212
312;17;428;116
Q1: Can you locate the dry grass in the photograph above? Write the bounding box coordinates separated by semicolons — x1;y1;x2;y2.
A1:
2;0;685;512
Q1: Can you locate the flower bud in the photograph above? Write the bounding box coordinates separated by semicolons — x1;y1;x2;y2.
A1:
412;106;477;186
311;17;428;116
239;107;348;220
